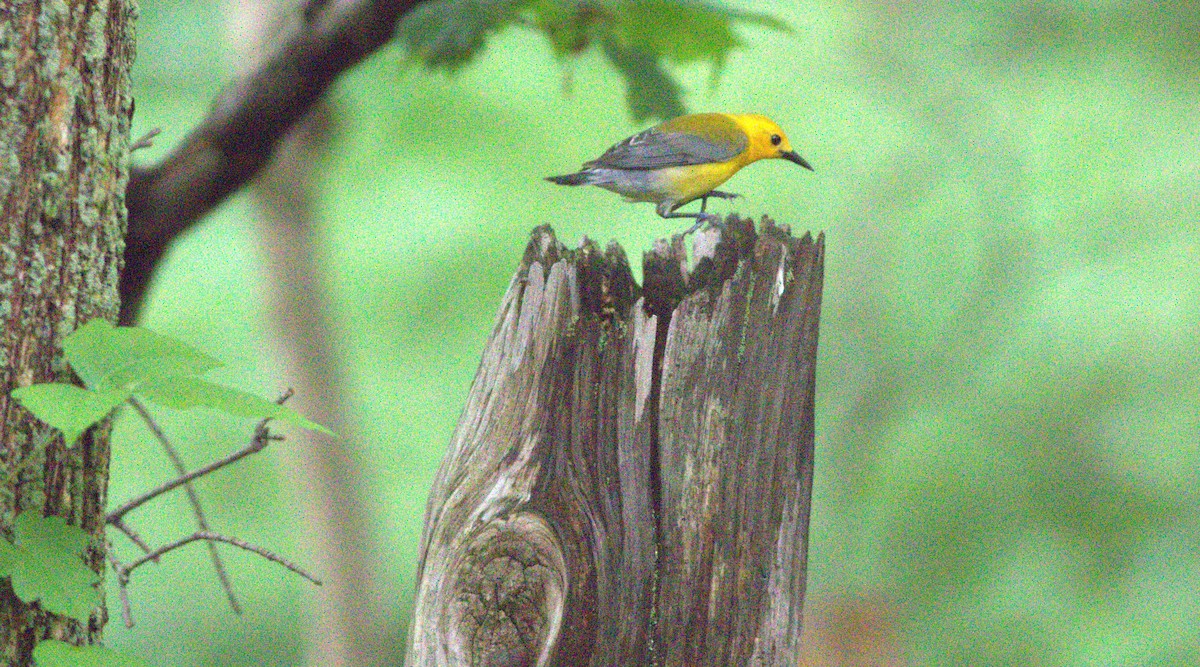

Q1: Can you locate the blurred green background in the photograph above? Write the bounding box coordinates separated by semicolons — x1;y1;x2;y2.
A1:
103;1;1200;665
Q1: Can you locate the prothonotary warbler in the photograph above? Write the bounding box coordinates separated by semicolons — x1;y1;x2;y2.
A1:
546;112;813;234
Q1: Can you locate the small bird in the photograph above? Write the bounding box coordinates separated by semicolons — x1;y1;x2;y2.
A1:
546;112;813;234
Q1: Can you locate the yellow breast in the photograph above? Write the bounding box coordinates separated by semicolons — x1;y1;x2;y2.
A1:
655;159;747;206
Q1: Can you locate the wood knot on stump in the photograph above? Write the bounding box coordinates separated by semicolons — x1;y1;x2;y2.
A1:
407;216;825;667
449;515;566;667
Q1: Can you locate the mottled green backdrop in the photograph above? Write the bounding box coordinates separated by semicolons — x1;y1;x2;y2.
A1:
104;1;1200;665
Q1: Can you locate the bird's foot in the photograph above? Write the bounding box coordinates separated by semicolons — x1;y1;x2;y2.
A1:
682;212;724;236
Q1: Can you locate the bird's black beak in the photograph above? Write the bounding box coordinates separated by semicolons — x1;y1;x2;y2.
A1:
781;150;814;171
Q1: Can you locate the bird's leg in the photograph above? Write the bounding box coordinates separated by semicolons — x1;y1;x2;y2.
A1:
658;201;722;236
699;190;740;213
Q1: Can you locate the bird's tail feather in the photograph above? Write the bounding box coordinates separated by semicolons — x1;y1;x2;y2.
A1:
545;171;593;186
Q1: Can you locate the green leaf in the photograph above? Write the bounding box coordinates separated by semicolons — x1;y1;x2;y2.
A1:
64;319;219;391
399;0;528;70
0;513;99;621
10;383;132;446
33;641;151;667
51;320;331;435
601;39;686;123
615;0;743;65
137;376;333;436
527;0;594;57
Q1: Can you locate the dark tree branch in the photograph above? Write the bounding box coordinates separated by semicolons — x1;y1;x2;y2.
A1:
120;0;429;324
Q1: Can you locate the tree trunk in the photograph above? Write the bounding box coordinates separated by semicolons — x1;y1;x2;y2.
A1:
406;218;824;666
0;0;135;663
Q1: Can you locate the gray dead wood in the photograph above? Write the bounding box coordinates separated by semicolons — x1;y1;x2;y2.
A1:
407;217;824;667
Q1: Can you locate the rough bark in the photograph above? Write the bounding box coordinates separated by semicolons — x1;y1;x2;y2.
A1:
0;0;135;663
407;218;824;666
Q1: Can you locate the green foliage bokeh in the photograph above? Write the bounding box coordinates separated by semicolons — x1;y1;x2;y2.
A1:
104;1;1200;665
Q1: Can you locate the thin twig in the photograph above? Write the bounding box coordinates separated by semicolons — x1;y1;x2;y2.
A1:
104;390;307;626
107;549;136;628
105;406;283;524
107;516;157;558
130;127;162;152
125;397;241;613
122;530;323;587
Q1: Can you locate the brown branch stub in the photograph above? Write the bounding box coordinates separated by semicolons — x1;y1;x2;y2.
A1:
129;127;162;152
407;217;825;665
120;0;430;324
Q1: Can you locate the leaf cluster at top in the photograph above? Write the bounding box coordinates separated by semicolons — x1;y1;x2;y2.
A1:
398;0;791;122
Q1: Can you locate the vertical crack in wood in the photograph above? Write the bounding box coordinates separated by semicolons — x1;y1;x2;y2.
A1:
639;235;688;667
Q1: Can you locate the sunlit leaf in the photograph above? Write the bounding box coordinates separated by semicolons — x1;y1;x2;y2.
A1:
64;318;219;391
33;640;151;667
46;320;331;436
137;375;333;435
10;383;132;446
0;513;99;622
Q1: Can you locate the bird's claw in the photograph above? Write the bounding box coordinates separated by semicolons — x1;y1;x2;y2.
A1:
683;212;724;236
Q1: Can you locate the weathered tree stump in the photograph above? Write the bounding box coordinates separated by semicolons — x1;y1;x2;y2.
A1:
406;217;824;667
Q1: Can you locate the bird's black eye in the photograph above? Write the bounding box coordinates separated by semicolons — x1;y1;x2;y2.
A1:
770;134;782;146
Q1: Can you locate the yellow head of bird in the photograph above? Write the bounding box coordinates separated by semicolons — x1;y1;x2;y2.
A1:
729;114;814;171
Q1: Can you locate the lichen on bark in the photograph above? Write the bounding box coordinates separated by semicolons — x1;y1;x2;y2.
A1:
0;0;136;661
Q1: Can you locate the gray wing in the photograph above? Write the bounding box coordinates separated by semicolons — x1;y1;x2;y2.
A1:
584;128;743;170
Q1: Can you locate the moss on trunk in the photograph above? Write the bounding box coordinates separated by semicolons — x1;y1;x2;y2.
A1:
0;0;135;662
